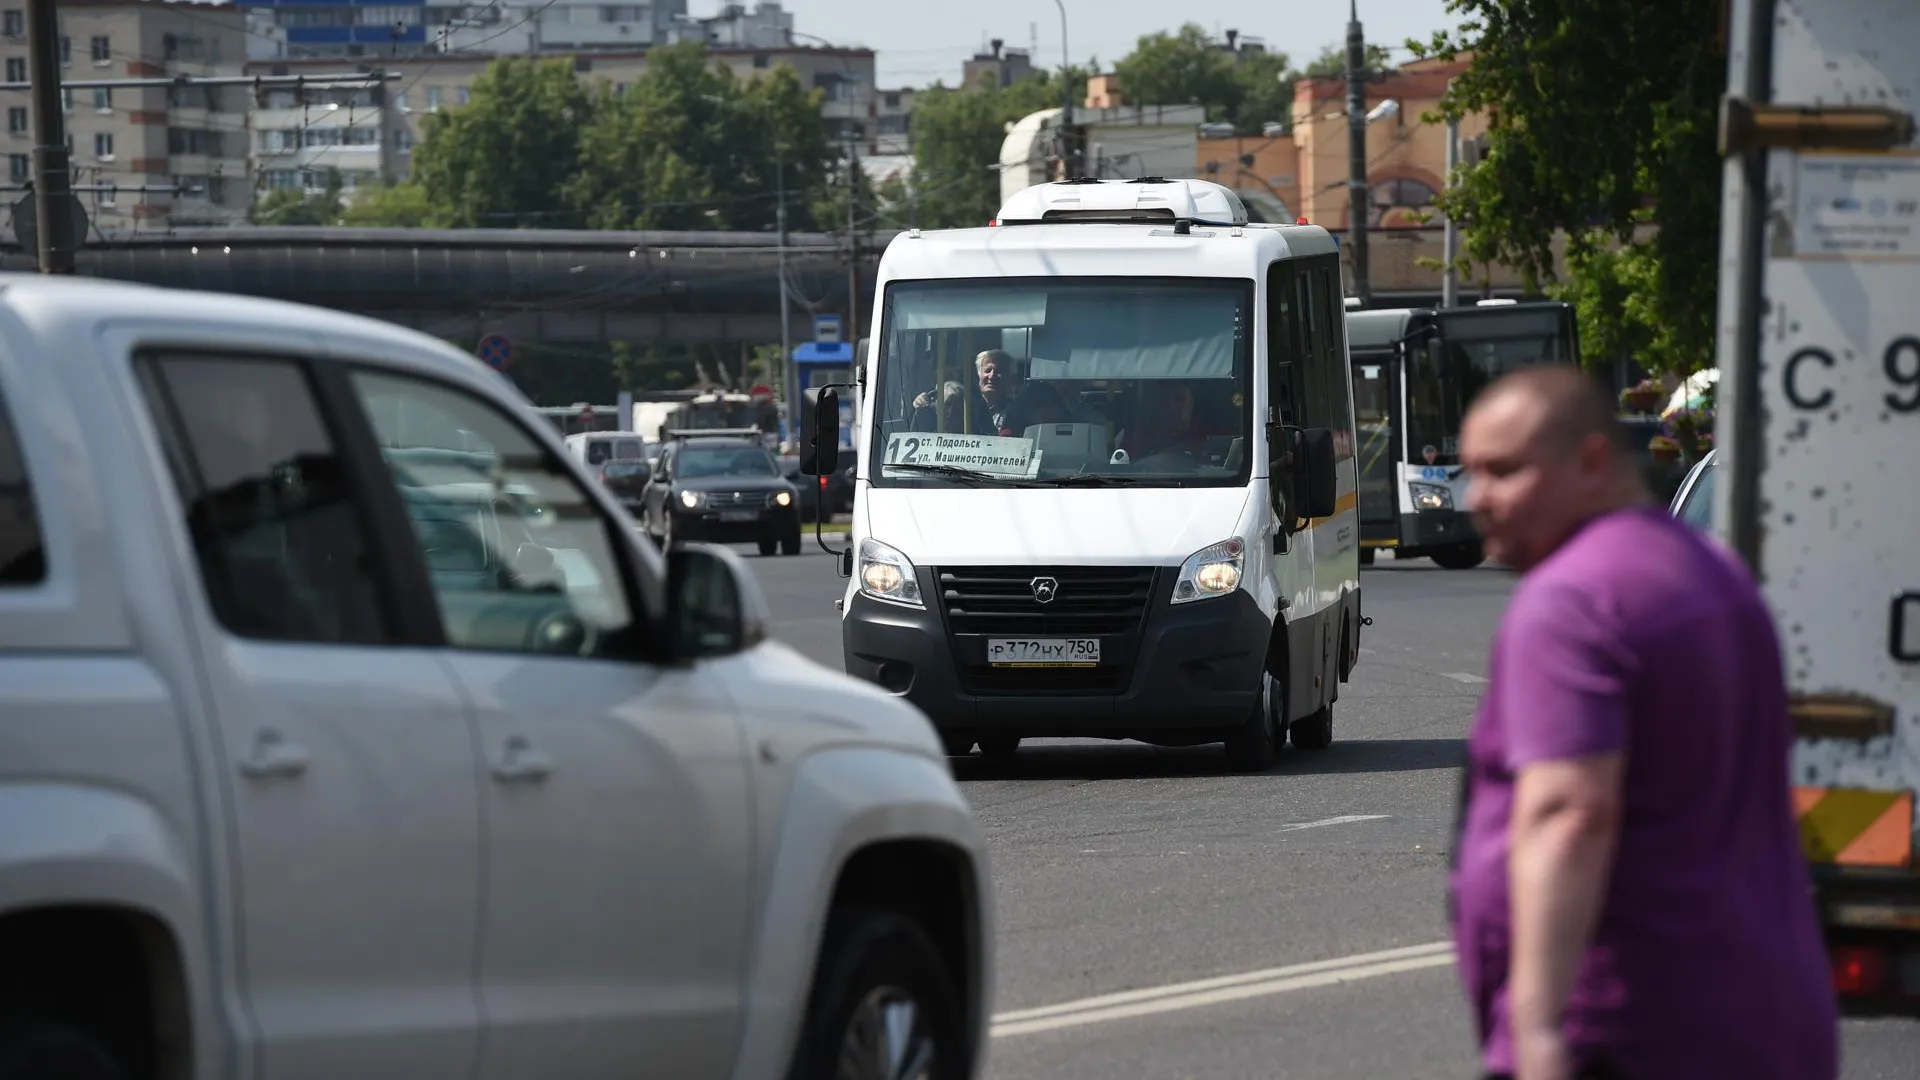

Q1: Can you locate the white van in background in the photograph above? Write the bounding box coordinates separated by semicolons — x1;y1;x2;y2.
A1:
801;177;1367;771
564;429;649;468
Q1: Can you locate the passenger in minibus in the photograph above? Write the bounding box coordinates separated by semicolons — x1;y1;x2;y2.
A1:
910;349;1027;435
1115;380;1229;460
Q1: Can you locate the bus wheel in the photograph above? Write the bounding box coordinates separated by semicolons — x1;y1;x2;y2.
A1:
1289;703;1333;751
1430;543;1486;570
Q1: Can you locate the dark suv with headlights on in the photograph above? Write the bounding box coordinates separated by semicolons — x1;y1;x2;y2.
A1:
641;429;803;555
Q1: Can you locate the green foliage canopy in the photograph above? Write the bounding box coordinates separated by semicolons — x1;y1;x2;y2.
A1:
1414;0;1726;376
408;46;846;232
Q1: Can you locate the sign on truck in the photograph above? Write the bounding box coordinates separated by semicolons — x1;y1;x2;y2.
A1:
1717;0;1920;1012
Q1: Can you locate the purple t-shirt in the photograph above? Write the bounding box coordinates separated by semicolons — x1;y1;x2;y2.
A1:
1449;506;1837;1078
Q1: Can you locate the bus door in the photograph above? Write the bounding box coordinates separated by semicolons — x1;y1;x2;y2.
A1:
1350;350;1401;543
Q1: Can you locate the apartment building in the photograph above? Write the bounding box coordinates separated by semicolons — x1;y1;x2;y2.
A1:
242;0;798;62
2;0;250;234
960;40;1032;92
872;84;912;157
250;41;878;197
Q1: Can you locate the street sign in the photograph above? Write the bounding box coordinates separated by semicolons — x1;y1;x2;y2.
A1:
749;383;774;401
814;314;843;344
476;332;513;370
10;191;90;258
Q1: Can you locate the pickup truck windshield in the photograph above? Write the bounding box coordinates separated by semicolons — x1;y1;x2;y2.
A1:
867;277;1254;488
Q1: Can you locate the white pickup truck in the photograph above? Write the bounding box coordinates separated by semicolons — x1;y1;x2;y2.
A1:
0;274;991;1079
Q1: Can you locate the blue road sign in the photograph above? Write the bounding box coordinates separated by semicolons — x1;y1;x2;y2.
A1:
477;333;513;369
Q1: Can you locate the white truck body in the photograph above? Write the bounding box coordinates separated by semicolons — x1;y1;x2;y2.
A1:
1716;0;1920;1008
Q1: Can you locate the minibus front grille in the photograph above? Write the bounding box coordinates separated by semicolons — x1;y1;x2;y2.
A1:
936;565;1156;638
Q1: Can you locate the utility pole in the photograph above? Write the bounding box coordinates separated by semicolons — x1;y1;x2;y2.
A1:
1441;108;1459;309
906;126;918;230
1345;1;1371;307
25;0;75;274
1052;0;1077;178
845;133;860;340
775;151;794;440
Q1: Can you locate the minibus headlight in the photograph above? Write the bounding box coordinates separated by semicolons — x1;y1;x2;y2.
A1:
1173;538;1245;604
857;538;923;608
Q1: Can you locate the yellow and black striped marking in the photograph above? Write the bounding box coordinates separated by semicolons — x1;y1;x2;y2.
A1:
1793;787;1915;867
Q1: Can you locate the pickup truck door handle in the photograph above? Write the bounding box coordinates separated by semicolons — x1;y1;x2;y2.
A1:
490;735;553;783
238;729;310;779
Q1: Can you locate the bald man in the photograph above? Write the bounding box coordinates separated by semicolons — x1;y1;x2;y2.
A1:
1448;366;1835;1080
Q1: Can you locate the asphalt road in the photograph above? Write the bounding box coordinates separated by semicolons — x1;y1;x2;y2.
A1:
732;541;1919;1080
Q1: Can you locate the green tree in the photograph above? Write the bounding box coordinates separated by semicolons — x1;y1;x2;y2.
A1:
898;84;1018;229
252;170;343;225
1300;43;1394;80
562;43;838;233
1224;49;1295;134
898;67;1094;230
342;181;432;227
1415;0;1725;376
1113;25;1240;114
412;56;596;228
1111;24;1294;133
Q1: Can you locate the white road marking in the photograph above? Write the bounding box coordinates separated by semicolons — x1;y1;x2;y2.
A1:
1275;814;1391;833
991;941;1456;1037
1442;671;1489;684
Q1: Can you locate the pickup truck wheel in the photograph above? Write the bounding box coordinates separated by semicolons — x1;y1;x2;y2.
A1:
0;1017;127;1080
781;527;803;556
758;537;778;556
788;909;964;1080
975;736;1018;758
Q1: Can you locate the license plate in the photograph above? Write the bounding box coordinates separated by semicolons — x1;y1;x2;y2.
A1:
987;638;1101;666
720;510;757;522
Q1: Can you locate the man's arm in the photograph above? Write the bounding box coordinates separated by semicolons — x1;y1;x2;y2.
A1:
1493;579;1638;1064
1508;751;1625;1041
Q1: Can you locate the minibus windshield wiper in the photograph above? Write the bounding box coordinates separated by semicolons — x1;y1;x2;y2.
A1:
884;462;1018;485
1026;473;1138;487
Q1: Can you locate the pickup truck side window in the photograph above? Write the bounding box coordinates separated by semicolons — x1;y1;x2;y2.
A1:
138;353;395;644
347;369;647;660
0;383;44;585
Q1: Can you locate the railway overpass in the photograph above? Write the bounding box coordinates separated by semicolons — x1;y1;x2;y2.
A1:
0;226;893;346
0;224;1516;346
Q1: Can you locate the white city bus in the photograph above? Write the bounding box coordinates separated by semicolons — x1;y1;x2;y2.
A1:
800;177;1365;770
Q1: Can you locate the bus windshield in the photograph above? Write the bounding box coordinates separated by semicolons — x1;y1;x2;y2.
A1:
867;277;1255;488
1419;304;1577;464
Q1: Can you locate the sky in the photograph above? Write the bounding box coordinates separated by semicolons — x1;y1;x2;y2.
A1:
780;0;1472;89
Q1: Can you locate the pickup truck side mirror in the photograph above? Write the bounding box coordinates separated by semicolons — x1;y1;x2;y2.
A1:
508;542;565;593
799;388;841;476
665;542;770;661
